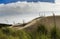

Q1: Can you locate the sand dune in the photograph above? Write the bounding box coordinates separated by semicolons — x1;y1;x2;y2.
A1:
10;16;60;31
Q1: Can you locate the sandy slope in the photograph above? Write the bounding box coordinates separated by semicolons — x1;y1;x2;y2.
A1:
9;16;60;31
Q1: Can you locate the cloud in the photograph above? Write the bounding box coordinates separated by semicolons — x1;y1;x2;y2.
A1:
0;1;54;16
55;0;60;4
0;1;59;24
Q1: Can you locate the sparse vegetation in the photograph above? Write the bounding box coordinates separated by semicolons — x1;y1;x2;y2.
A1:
0;24;60;39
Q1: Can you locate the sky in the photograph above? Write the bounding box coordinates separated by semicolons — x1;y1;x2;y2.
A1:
0;0;54;4
0;0;60;24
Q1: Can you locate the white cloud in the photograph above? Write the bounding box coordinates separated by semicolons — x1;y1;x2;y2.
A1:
55;0;60;4
0;1;54;13
0;1;60;24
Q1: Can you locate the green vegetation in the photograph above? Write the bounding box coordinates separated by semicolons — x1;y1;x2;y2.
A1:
0;24;60;39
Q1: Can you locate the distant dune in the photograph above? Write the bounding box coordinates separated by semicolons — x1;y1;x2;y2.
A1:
23;16;60;31
10;16;60;31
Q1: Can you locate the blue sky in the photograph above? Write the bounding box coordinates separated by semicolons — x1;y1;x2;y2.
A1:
0;0;54;4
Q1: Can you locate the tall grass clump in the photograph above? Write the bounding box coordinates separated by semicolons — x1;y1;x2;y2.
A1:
50;26;57;39
0;24;60;39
